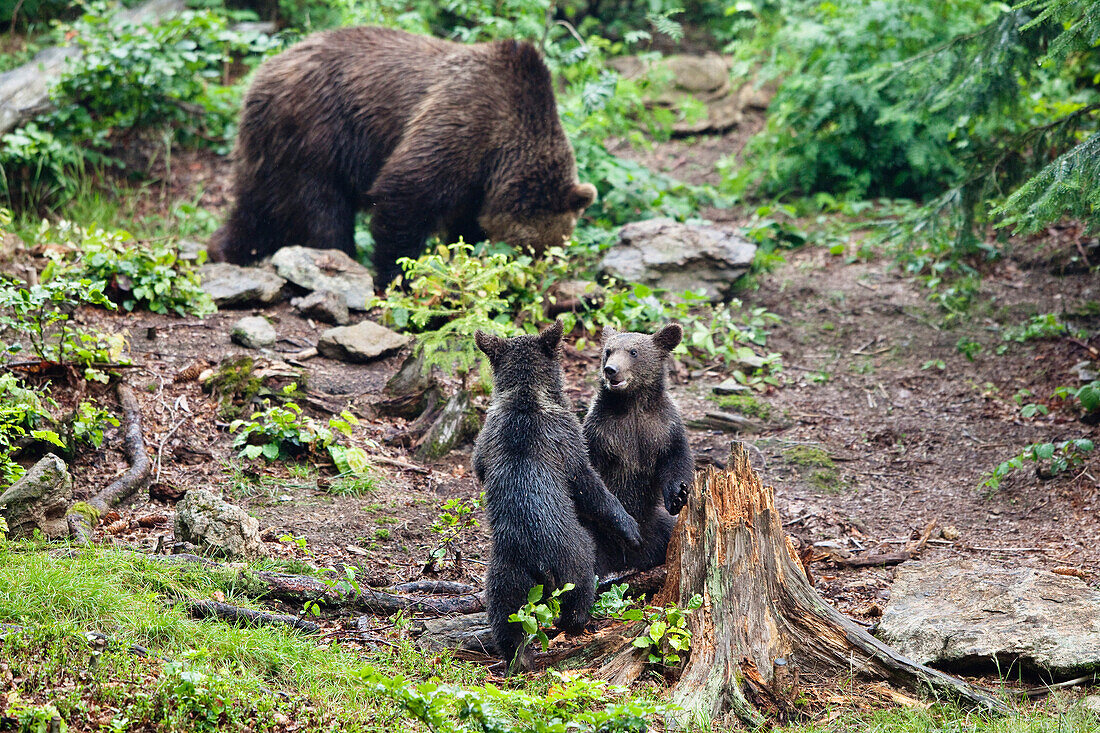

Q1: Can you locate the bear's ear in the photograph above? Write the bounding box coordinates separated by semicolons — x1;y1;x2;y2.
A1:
652;322;683;352
537;319;564;357
568;183;598;212
475;330;503;359
601;325;618;344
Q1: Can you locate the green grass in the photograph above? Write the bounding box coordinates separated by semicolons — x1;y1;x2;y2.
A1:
778;701;1099;732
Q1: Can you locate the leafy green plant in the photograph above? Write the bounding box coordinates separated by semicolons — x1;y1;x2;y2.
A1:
508;583;576;662
956;338;982;361
981;438;1095;493
370;241;535;387
621;595;702;668
0;373;60;485
1;6;279;210
229;387;371;474
71;400;118;449
0;275;126;381
426;494;483;572
38;219;215;317
997;313;1071;353
591;582;633;618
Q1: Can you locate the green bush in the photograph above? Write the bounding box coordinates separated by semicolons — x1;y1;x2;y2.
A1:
731;0;1000;199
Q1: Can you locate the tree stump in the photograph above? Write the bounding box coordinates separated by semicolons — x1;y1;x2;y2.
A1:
598;443;1007;727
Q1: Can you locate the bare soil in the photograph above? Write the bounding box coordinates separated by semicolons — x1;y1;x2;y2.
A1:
24;122;1100;633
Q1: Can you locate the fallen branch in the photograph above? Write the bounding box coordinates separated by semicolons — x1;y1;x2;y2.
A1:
389;580;479;595
251;571;485;616
182;599;320;634
831;520;937;569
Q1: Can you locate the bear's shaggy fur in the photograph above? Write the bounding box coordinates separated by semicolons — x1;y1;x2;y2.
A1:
209;26;597;286
583;323;695;574
472;321;641;672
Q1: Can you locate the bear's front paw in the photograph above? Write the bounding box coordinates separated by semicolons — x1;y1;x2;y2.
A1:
665;481;690;515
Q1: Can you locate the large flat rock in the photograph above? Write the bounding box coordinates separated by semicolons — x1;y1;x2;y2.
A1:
876;558;1100;675
602;218;756;302
317;320;410;363
271;247;375;311
200;263;286;307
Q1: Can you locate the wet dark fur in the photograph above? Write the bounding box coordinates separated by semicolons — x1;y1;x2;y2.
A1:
209;26;596;286
582;323;694;575
472;321;641;672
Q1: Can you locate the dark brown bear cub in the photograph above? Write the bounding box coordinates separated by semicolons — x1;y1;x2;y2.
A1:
209;26;597;286
583;323;694;575
473;321;641;673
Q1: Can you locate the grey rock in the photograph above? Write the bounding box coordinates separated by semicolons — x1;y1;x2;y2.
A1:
877;558;1100;675
271;246;375;311
1072;360;1098;383
200;263;286;307
317;320;410;363
0;453;72;539
713;378;750;395
603;219;756;302
291;289;350;325
231;316;277;350
1085;696;1100;714
173;488;261;558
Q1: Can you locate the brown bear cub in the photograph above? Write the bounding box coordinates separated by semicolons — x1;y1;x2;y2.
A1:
209;26;597;286
472;321;641;673
583;323;694;575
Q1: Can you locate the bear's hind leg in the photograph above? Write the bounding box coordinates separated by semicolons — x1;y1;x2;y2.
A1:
555;543;597;635
302;180;357;258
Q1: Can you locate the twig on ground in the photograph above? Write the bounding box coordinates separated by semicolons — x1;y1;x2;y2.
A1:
182;599;321;633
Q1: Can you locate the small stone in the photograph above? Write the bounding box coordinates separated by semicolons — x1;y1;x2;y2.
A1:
271;246;375;311
941;525;960;541
713;378;750;395
231;316;276;350
0;454;72;539
602;219;756;302
173;489;261;558
177;239;208;262
317;320;410;363
1072;360;1098;383
200;263;286;307
1085;696;1100;714
291;290;350;325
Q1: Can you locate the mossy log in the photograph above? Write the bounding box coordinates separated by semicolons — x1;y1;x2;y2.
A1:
595;443;1008;728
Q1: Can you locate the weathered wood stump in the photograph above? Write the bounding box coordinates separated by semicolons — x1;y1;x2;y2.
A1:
596;443;1007;727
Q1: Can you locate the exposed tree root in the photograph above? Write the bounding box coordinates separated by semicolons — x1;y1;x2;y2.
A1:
251;571;486;616
67;382;151;544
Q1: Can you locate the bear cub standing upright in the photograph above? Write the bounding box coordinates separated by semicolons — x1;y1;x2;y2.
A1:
583;323;694;574
209;26;597;286
473;321;641;672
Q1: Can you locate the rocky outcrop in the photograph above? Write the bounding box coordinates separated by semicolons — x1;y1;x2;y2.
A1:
602;219;756;302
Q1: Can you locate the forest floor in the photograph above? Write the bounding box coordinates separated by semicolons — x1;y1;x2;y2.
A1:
6;124;1099;726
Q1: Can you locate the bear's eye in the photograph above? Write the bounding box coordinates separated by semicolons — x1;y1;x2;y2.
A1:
604;348;611;359
629;349;638;357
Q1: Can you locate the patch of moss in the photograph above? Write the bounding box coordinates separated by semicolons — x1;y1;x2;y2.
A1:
204;356;306;418
808;468;846;494
782;444;835;468
66;501;101;526
710;393;772;420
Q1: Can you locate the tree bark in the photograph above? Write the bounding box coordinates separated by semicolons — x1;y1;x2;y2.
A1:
599;443;1007;728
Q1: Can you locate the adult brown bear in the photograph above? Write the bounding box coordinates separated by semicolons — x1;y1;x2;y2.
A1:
209;26;598;286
